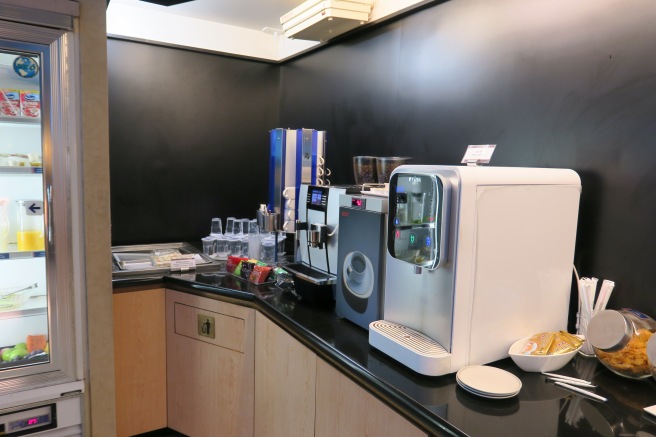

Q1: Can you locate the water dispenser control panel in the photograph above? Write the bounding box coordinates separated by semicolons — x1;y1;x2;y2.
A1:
387;172;450;270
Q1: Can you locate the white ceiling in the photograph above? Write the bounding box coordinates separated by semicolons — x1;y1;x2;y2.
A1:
106;0;429;61
109;0;301;32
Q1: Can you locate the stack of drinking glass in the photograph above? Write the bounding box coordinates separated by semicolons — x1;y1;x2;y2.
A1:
202;217;286;263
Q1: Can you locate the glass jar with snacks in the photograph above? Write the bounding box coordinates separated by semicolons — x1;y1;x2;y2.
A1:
646;335;656;383
587;309;656;379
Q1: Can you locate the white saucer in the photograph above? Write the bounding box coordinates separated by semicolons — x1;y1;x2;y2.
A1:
457;383;520;399
456;365;522;398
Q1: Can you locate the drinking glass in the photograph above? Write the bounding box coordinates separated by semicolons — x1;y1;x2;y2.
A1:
277;232;286;255
210;218;223;236
241;219;250;236
215;237;230;260
261;239;275;262
228;239;242;257
201;237;215;256
240;238;250;258
232;219;243;238
225;217;236;236
248;220;260;260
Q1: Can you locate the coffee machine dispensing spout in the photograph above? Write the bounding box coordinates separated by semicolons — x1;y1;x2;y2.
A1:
309;224;327;249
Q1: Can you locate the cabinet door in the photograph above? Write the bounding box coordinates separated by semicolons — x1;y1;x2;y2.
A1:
113;288;167;437
166;290;255;437
315;358;427;437
254;313;316;437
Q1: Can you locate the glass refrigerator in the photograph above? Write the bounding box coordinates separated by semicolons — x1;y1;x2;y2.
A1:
0;17;85;436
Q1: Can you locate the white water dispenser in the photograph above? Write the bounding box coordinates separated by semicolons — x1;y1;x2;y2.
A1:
369;165;581;376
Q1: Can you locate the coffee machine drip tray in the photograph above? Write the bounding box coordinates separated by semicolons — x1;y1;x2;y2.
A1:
285;262;336;285
369;320;452;376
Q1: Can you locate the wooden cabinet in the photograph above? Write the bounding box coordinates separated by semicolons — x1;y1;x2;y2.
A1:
113;288;167;437
115;286;425;436
315;358;427;437
166;289;255;437
254;313;425;437
254;313;316;437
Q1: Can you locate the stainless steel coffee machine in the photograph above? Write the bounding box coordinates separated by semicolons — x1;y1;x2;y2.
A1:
286;184;359;303
369;165;581;376
335;193;388;330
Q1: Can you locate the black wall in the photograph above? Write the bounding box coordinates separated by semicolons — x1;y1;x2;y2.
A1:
278;0;656;312
108;40;278;245
108;0;656;312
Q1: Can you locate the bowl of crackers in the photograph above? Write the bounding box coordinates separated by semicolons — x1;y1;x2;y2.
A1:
509;331;583;373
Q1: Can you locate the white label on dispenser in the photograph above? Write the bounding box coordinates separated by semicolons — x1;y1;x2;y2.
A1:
23;201;44;216
461;144;496;164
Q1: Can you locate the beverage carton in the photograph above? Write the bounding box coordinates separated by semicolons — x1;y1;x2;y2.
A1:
20;90;40;118
0;89;20;117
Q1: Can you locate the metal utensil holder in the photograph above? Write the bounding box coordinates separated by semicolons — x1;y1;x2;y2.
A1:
257;204;281;262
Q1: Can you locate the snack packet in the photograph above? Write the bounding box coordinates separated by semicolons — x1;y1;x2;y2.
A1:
521;332;556;356
547;332;578;355
226;256;248;274
249;265;272;284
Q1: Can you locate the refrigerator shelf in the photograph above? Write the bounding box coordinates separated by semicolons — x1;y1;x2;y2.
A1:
0;116;40;125
0;249;46;261
0;166;42;174
0;353;49;371
0;303;47;320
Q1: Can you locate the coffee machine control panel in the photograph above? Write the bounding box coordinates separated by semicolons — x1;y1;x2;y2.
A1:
387;172;450;269
306;186;329;211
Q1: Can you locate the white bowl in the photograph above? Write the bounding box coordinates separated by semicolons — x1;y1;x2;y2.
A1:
508;337;579;372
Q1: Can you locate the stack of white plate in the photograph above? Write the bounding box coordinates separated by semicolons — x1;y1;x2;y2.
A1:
456;365;522;399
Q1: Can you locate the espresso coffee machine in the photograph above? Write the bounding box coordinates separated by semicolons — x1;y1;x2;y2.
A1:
335;193;388;330
369;165;581;376
286;184;359;303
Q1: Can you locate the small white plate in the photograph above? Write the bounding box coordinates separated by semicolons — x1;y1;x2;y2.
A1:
456;365;522;398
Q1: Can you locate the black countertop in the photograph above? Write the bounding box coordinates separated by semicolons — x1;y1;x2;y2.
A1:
114;270;656;437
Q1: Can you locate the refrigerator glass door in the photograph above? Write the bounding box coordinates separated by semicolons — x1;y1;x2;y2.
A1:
0;48;49;372
0;21;81;396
